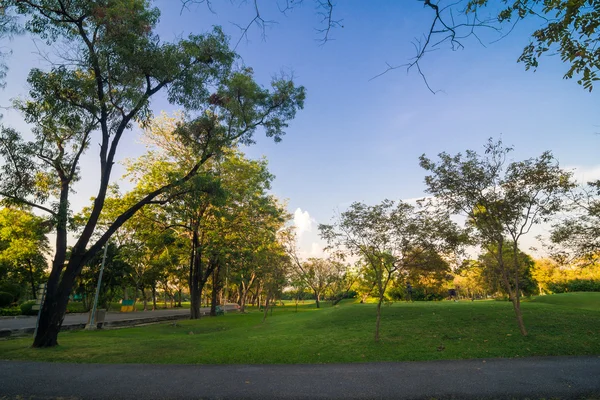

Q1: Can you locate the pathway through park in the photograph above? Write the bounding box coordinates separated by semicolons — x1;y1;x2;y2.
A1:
1;356;599;399
0;305;239;336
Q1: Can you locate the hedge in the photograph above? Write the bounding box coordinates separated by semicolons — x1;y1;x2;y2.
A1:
547;279;600;294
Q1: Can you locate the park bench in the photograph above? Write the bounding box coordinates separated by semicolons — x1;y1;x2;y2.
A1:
215;305;225;316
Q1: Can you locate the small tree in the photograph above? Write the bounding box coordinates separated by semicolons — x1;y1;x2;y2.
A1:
320;200;458;342
420;138;574;336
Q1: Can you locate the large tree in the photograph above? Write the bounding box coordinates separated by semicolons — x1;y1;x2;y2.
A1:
420;138;574;336
0;0;304;347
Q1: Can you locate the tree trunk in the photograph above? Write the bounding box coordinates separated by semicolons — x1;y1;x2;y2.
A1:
32;258;83;347
375;296;383;342
210;281;218;317
511;298;528;336
500;262;528;337
142;287;148;311
262;294;271;323
31;284;70;348
27;259;37;299
189;230;201;319
178;288;182;307
151;285;157;311
32;184;75;348
238;286;245;312
210;262;221;316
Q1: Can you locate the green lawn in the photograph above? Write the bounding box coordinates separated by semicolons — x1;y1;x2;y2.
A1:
1;294;598;364
527;292;600;311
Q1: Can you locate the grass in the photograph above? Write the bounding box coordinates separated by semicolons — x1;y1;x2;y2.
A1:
0;294;598;364
527;292;600;311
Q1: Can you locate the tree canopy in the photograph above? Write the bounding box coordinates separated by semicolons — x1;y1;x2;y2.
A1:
420;138;575;335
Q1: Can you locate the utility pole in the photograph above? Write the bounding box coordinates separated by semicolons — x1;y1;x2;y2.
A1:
86;243;109;330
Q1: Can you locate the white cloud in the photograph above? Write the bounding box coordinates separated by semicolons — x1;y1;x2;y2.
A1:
309;242;324;257
293;208;315;237
564;164;600;184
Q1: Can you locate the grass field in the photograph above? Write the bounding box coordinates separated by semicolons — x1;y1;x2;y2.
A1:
1;293;598;364
528;292;600;311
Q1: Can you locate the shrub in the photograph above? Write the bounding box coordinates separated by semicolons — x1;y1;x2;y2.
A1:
66;301;87;313
0;291;14;307
20;300;38;316
0;307;21;316
387;287;445;301
547;279;600;294
0;282;22;300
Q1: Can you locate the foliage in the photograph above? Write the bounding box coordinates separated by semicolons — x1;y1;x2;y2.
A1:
74;242;134;311
478;244;539;297
0;0;304;347
0;4;22;90
320;199;460;341
547;279;600;293
420;138;574;336
0;291;14;307
551;180;600;262
0;306;21;316
0;208;49;299
466;0;600;91
0;282;22;300
20;300;37;316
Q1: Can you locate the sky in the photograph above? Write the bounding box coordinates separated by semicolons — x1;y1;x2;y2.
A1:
1;1;599;259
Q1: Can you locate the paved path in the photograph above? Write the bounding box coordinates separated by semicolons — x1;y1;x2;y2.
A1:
0;305;239;335
1;356;599;399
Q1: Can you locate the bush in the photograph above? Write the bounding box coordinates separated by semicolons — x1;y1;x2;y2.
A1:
0;282;23;300
20;300;38;316
66;301;87;313
387;286;445;301
547;279;600;294
0;307;21;316
0;291;14;307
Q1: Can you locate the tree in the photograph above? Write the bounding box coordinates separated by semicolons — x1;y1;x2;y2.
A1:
420;138;574;336
0;4;21;91
259;244;290;323
282;230;346;309
296;258;335;309
401;247;452;300
74;241;133;311
551;180;600;263
0;207;49;299
453;259;488;300
461;0;600;91
319;199;459;342
326;259;354;306
531;257;563;295
478;244;538;298
0;0;304;347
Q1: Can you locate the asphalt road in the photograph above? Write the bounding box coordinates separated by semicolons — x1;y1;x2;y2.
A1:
0;306;238;331
1;356;599;399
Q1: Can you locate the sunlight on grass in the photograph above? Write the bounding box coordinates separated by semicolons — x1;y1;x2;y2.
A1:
1;294;598;364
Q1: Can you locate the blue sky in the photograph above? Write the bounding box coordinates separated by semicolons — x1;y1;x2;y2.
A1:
1;1;599;257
